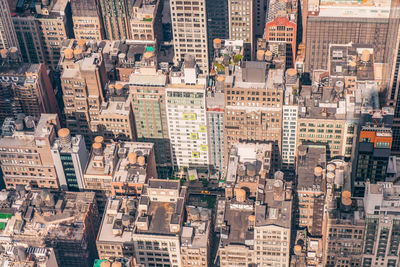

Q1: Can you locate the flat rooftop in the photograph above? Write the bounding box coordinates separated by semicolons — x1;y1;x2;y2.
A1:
297;145;327;190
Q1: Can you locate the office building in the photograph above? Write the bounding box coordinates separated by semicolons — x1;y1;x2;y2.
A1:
264;0;298;67
9;0;74;67
362;182;400;267
99;83;136;141
0;59;59;125
224;60;284;171
99;0;133;40
352;108;393;197
166;55;209;170
84;140;156;211
217;173;292;266
282;68;299;173
207;39;244;177
59;39;107;142
304;0;390;72
7;1;44;64
0;246;58;267
130;0;163;44
225;142;272;192
323;160;365;267
0;0;19;51
33;0;74;69
180;206;212;266
205;0;229;61
253;178;292;267
296;144;326;236
228;0;254;60
254;0;266;38
129;52;172;171
290;230;324;266
71;0;105;41
170;0;209;74
97;179;187;266
0;190;99;266
386;0;400;154
51;128;89;191
110;142;157;196
297;66;361;160
0;114;60;190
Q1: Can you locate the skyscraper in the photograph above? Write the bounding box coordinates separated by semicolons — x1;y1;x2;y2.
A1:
362;182;400;267
386;0;400;154
352;108;394;197
166;55;209;170
206;0;229;60
0;59;59;124
228;0;255;60
304;0;390;72
170;0;209;74
59;39;107;143
0;0;19;50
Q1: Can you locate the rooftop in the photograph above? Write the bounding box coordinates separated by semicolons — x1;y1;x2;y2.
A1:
0;114;58;147
220;199;254;248
255;179;292;228
181;206;211;249
226;143;272;185
296;144;327;191
98;180;187;243
112;142;155;184
0;190;95;245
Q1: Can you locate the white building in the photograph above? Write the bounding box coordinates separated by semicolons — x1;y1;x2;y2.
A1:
170;0;209;74
166;55;209;170
282;69;299;171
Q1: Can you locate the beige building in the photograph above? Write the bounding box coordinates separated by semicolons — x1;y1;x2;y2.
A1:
97;179;187;267
323;160;365;267
0;114;60;189
71;0;104;41
130;0;163;44
99;83;136;141
224;62;284;171
225;142;272;194
180;206;211;266
35;0;74;69
0;190;99;266
296;144;326;236
170;0;209;74
253;178;292;267
217;157;292;267
84;140;157;211
59;39;107;142
8;0;74;66
228;0;254;60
